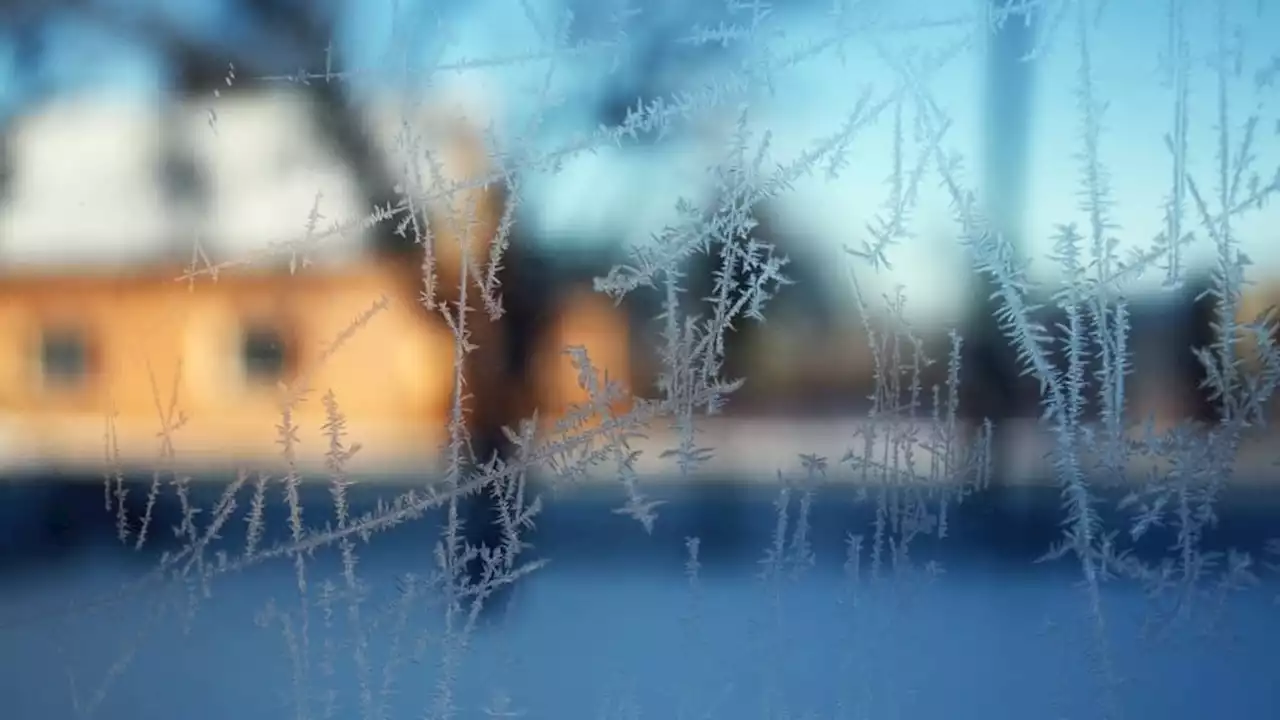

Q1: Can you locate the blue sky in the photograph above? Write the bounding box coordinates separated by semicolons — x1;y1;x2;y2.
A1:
340;0;1280;320
0;0;1275;321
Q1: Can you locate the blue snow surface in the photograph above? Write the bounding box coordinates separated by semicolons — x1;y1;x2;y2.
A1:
1;479;1278;720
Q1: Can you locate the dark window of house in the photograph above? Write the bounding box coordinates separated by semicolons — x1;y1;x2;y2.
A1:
241;325;290;383
40;328;89;387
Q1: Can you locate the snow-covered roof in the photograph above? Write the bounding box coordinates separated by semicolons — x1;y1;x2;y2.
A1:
179;89;372;264
0;90;378;269
0;96;174;266
361;91;506;268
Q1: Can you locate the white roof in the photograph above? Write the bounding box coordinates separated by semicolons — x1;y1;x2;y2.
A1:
360;91;507;267
362;92;496;205
0;88;513;270
180;89;371;265
0;96;174;265
0;90;376;268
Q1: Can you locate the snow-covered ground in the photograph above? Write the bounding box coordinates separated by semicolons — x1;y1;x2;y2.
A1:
5;414;1280;486
1;483;1277;720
